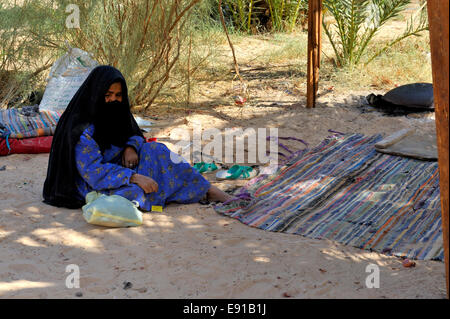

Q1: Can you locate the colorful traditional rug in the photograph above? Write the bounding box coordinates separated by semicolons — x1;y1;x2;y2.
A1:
214;133;443;261
0;108;61;139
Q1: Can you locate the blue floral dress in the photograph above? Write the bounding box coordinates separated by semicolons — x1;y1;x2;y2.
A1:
74;124;210;211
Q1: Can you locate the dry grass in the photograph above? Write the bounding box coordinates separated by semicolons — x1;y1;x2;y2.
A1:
319;34;431;93
143;9;431;120
188;14;431;98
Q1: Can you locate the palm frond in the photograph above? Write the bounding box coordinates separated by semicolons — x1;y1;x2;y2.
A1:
323;0;425;67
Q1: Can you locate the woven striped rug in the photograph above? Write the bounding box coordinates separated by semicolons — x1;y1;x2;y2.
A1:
215;133;443;261
0;108;61;139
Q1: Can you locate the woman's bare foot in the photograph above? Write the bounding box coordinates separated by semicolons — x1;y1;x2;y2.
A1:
207;185;234;203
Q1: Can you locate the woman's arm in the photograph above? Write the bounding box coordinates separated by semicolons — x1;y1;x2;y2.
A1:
75;127;135;190
125;135;146;154
130;173;158;193
122;135;146;168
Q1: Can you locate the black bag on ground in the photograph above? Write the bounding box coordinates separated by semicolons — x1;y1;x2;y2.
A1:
366;83;434;114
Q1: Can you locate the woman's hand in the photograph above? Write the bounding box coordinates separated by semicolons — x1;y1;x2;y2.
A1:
130;174;158;194
122;146;139;169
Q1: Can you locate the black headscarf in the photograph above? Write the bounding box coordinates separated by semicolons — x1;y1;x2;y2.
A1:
43;65;144;209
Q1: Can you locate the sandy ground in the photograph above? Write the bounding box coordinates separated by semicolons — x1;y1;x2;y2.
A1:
1;1;446;298
0;92;446;299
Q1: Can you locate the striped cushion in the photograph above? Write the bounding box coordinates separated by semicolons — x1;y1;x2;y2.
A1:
0;108;61;139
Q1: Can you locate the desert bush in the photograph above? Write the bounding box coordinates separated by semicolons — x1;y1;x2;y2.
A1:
154;3;228;107
266;0;308;32
216;0;307;33
217;0;268;33
322;0;429;67
9;0;201;110
0;2;53;108
67;0;201;110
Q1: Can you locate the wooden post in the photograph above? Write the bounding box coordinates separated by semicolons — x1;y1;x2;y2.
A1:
427;0;449;299
316;1;322;88
307;0;322;108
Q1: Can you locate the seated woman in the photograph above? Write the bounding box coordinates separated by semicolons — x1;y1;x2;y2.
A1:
43;65;232;210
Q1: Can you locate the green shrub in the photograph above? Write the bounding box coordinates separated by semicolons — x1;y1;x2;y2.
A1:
0;2;54;108
322;0;429;67
2;0;202;110
266;0;308;32
216;0;307;33
65;0;201;109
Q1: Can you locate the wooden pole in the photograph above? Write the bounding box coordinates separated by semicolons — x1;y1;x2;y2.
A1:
317;1;322;69
315;0;322;94
427;0;449;299
307;0;322;108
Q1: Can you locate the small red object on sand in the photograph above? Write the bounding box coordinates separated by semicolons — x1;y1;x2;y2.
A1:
147;137;157;142
402;259;416;268
234;96;247;105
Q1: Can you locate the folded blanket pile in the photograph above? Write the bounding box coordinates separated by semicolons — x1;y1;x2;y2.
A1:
0;107;60;156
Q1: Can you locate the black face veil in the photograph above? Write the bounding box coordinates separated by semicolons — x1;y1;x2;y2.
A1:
43;65;143;209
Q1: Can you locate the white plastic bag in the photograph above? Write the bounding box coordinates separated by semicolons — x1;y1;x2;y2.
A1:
134;115;153;130
39;47;99;112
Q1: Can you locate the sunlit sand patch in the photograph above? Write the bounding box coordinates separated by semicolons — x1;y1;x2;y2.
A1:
253;256;271;263
0;280;56;294
186;225;204;229
2;209;18;215
48;222;65;227
15;236;46;248
216;219;233;226
177;215;199;225
31;228;104;252
26;206;40;213
321;247;389;266
144;214;175;230
0;229;14;242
